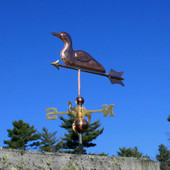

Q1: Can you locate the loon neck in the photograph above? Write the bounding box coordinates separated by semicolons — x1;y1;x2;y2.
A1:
62;40;73;52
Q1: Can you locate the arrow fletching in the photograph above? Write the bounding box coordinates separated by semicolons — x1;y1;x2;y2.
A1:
108;69;124;86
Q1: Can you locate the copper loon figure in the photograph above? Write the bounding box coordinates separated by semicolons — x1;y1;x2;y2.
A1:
51;31;124;86
51;32;105;73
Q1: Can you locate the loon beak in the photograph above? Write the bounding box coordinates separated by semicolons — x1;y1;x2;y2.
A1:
51;32;61;38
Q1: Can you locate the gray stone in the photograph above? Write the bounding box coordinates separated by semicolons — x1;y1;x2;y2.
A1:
0;149;160;170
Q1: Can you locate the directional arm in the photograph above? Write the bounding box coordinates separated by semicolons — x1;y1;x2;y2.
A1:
46;101;115;122
80;104;115;122
46;108;70;120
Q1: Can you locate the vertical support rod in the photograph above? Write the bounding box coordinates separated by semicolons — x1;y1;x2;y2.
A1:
78;69;83;154
78;133;83;154
78;69;81;97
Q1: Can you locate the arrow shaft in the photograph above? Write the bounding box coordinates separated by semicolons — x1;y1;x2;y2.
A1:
56;63;124;80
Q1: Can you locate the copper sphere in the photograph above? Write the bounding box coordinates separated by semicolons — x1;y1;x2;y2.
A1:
75;97;84;105
72;118;89;133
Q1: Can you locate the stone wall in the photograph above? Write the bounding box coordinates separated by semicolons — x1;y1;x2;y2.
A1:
0;149;160;170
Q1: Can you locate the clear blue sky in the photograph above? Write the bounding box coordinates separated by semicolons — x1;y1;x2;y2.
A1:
0;0;169;160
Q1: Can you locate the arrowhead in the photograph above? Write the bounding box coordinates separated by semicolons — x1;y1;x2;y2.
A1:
51;60;60;70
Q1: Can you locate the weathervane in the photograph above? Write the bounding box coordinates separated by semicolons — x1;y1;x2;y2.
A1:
46;32;124;154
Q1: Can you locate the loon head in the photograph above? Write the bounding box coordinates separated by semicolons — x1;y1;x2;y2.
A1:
51;32;72;44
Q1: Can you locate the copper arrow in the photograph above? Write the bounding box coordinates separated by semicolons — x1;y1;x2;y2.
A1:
51;60;124;86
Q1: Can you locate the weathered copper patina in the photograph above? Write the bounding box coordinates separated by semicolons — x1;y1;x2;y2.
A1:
51;60;124;86
51;31;124;86
47;31;124;154
51;32;105;73
76;97;84;106
72;118;89;133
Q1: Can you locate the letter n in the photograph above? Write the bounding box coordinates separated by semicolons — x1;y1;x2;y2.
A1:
102;104;115;117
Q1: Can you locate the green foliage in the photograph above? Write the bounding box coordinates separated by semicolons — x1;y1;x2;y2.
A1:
168;115;170;122
156;144;170;170
2;154;9;168
46;159;52;169
117;146;150;158
88;152;108;156
39;127;59;152
17;158;25;170
59;161;79;170
59;114;104;153
112;157;121;169
4;120;40;150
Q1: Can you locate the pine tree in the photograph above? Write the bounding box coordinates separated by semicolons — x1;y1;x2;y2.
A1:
39;127;59;152
156;144;170;170
59;114;104;153
168;115;170;122
117;146;150;158
88;152;108;156
4;120;40;150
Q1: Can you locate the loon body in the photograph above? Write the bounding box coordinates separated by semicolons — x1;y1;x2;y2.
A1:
51;32;105;73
